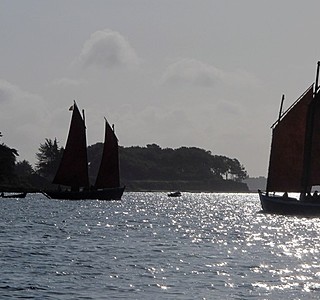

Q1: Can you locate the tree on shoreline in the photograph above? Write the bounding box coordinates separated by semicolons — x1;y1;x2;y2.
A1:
15;160;34;177
35;138;63;180
0;132;19;183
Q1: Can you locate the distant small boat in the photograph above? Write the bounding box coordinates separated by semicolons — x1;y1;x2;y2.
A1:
259;61;320;215
1;192;27;199
45;101;125;200
168;191;181;197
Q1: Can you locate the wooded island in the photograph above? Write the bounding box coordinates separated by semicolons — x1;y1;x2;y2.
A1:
0;135;249;192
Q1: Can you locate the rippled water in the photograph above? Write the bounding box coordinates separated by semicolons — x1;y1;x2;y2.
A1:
1;192;320;299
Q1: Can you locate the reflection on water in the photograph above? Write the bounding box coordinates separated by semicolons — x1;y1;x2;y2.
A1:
1;192;320;299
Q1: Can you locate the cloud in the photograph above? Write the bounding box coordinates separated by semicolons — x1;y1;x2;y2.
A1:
0;79;42;100
49;77;83;87
0;79;18;103
118;105;192;147
77;29;139;69
216;100;243;116
0;79;47;126
227;69;262;88
161;58;223;87
161;58;261;89
0;79;48;163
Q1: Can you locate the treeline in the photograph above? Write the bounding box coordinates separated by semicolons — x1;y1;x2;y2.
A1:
0;135;249;192
88;143;246;181
0;132;35;191
88;143;248;191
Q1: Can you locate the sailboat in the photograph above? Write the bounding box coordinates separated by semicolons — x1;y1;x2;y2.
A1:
259;61;320;215
45;101;125;200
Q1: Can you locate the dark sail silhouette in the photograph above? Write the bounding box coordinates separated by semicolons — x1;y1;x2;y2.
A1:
259;61;320;215
95;120;120;189
53;102;89;190
45;102;125;200
266;86;314;192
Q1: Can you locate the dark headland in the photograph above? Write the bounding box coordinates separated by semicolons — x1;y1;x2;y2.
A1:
1;142;249;193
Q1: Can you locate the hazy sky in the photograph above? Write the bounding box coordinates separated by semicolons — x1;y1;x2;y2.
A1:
1;0;320;177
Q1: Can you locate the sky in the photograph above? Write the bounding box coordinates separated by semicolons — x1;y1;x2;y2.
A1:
1;0;320;177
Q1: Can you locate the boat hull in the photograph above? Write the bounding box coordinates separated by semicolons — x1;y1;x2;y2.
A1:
45;186;125;200
167;191;181;197
258;190;320;216
1;192;27;199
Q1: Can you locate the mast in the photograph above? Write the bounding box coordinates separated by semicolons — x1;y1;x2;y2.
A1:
316;61;320;93
278;94;285;124
82;109;86;127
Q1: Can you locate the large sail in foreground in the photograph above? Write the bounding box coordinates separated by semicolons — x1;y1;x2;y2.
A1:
266;86;314;192
257;61;320;215
95;120;120;189
52;103;89;189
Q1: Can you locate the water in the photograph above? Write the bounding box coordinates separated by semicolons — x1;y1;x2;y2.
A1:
1;193;320;299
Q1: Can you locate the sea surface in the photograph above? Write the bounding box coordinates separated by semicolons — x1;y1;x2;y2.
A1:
1;192;320;299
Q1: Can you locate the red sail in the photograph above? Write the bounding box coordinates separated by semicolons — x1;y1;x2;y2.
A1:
53;103;89;189
94;120;120;189
267;86;314;192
